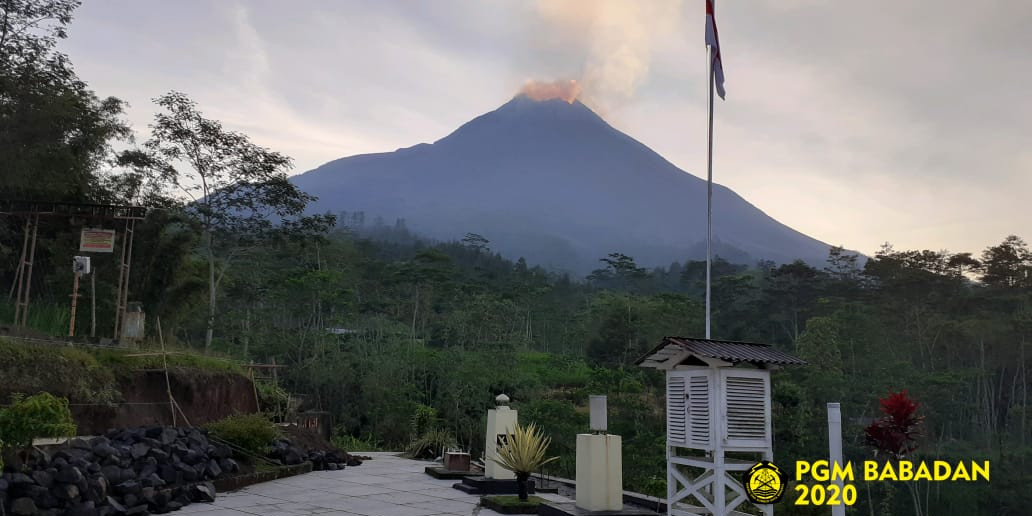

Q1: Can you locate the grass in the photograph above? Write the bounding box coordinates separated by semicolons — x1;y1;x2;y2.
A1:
0;337;248;404
480;496;548;514
0;337;118;403
0;301;70;336
332;432;385;452
92;348;244;375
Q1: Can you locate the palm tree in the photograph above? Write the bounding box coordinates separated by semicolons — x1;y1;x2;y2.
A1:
489;422;558;501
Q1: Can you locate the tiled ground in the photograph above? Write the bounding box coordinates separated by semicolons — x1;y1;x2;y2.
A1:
178;452;572;516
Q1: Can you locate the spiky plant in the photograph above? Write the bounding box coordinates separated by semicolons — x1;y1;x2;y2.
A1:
490;422;558;501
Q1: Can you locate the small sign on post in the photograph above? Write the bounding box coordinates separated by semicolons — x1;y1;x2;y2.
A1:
73;256;91;275
70;256;90;337
80;228;115;253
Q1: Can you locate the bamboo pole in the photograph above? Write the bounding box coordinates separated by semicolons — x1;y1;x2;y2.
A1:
158;317;176;426
69;271;80;336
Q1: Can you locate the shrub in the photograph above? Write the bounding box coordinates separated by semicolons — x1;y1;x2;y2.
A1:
206;413;279;457
255;381;290;421
0;392;77;449
331;430;383;452
491;422;559;501
407;428;457;459
410;403;438;438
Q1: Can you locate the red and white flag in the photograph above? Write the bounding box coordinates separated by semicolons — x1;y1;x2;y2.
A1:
705;0;726;100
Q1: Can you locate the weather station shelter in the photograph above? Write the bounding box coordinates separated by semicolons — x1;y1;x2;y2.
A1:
636;337;805;516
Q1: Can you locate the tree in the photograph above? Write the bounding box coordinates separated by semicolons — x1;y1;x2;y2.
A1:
0;0;132;201
588;252;649;292
980;235;1031;289
794;316;845;400
122;92;333;350
461;232;490;253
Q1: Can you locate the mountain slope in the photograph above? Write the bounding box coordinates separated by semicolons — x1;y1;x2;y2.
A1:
291;95;835;273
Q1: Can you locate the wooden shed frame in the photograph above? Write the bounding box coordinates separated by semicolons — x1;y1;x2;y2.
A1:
637;337;805;516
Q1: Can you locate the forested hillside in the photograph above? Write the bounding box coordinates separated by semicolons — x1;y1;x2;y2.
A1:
2;2;1029;515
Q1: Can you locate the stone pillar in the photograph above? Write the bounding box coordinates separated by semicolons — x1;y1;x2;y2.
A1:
485;394;517;480
576;434;623;511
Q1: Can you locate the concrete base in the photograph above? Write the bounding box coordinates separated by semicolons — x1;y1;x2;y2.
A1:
425;466;473;480
576;434;623;511
539;502;659;516
452;475;536;495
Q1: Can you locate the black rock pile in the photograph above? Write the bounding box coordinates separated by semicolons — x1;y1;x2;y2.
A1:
267;439;354;471
1;426;234;516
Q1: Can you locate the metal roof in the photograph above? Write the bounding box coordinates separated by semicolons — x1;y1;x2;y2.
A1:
635;336;806;368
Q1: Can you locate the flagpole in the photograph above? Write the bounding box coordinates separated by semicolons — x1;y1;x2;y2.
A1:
705;40;714;340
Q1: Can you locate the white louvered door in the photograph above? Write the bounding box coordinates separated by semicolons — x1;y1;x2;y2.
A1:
720;369;771;449
686;372;712;448
666;373;687;446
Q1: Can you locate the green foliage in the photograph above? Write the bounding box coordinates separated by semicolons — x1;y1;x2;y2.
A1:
92;348;243;375
331;426;384;452
206;413;279;457
491;422;559;476
481;495;547;510
0;338;118;403
0;392;77;449
0;0;134;201
0;301;69;336
406;427;457;459
410;404;438;438
120;90;335;350
255;381;290;421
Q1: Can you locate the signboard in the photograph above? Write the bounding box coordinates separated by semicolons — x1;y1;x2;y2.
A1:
80;229;115;253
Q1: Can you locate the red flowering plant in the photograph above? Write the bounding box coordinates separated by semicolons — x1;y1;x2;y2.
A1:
864;390;924;459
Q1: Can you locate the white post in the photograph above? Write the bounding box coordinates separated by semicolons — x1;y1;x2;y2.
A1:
705;34;714;340
827;403;845;516
485;394;517;480
577;395;622;512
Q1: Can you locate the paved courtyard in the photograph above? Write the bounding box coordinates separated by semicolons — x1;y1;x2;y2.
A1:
179;452;572;516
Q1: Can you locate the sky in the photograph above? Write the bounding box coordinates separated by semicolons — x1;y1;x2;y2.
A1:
59;0;1031;257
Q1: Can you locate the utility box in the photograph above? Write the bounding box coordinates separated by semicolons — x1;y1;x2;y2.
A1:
121;302;145;343
444;451;471;472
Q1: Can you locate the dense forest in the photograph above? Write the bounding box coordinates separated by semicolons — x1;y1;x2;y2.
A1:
2;2;1031;515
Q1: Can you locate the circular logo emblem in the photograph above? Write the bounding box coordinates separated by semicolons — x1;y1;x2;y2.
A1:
743;461;785;504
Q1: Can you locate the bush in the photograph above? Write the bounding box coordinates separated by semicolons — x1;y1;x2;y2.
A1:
206;413;279;457
255;381;290;421
410;403;437;438
0;392;77;449
331;431;384;452
407;428;457;459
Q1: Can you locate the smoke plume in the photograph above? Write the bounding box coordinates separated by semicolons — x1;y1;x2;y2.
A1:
519;79;583;103
533;0;684;106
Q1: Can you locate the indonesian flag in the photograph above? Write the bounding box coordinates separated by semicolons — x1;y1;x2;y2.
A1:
705;0;726;99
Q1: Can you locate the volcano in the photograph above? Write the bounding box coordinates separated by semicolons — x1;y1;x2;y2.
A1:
290;95;835;273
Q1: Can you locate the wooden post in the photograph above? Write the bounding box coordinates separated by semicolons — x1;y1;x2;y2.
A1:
250;367;261;413
8;217;30;301
15;213;39;327
69;271;81;337
158;317;176;426
90;269;96;338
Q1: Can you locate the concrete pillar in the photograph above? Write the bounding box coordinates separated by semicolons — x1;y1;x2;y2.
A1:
575;434;623;511
485;394;517;480
828;403;845;516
